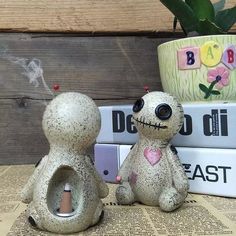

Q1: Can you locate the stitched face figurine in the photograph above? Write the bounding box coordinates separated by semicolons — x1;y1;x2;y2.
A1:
21;92;109;234
116;91;189;211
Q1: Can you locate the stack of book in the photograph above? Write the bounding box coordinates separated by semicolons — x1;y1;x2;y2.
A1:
94;103;236;197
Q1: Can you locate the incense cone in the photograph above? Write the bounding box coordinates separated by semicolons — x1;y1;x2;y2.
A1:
59;183;72;213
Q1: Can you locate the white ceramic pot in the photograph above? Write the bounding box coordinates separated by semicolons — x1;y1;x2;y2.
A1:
158;35;236;102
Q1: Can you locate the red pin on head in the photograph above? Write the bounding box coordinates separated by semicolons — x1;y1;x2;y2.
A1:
53;84;60;92
144;85;150;93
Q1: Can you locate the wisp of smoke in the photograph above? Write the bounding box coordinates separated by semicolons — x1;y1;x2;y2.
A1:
0;49;54;105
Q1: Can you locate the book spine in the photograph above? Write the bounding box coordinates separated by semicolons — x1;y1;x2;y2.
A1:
96;103;236;148
94;144;236;197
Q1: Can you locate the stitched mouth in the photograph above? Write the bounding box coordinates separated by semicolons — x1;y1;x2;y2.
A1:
133;116;167;130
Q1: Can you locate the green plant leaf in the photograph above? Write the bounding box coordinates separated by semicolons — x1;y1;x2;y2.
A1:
186;0;215;21
173;16;178;32
198;19;225;35
160;0;198;34
199;83;209;93
213;0;226;13
215;6;236;32
211;90;221;95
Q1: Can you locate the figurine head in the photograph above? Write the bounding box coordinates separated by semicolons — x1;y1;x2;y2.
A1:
42;92;101;150
132;91;184;140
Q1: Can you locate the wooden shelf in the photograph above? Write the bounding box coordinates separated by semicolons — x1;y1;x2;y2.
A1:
0;0;235;33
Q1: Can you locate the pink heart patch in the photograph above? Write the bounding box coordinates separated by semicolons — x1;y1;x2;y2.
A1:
144;147;162;166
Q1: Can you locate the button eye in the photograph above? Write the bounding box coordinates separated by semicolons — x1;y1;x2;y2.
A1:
103;170;109;175
155;103;172;120
133;99;144;112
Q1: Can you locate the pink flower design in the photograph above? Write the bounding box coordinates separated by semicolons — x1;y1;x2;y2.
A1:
207;66;230;90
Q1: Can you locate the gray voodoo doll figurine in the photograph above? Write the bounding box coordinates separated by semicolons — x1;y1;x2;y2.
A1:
21;92;109;234
116;91;189;211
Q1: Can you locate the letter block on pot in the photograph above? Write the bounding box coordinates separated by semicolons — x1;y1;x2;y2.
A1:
177;47;201;70
200;41;222;67
222;45;236;70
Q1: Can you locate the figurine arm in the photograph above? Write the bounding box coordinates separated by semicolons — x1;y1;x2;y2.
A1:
166;145;189;193
21;155;48;203
85;157;109;198
117;144;136;182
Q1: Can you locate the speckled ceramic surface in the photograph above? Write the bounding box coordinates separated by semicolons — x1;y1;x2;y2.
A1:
116;91;189;211
21;92;109;234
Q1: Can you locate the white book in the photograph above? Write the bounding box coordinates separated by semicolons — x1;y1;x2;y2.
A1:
97;102;236;148
95;143;236;197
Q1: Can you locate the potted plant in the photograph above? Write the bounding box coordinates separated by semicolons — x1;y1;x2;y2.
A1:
158;0;236;102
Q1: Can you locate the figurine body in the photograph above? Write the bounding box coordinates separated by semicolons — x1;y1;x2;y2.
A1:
116;91;189;211
21;92;108;234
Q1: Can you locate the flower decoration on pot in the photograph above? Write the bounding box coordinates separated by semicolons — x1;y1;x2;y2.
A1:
199;66;230;99
158;0;236;102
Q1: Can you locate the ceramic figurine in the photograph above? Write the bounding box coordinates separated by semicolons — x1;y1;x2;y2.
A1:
116;91;189;211
21;92;109;234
